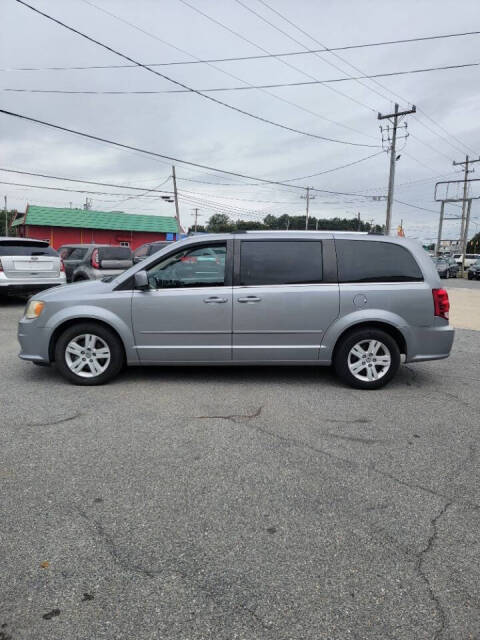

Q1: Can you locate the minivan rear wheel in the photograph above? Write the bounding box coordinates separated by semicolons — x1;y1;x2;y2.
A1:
334;328;400;390
54;322;124;385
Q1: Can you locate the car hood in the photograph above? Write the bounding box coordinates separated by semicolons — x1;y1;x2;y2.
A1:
36;279;113;301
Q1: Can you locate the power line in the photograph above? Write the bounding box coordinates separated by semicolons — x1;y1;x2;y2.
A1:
235;0;394;105
75;0;375;140
3;29;479;71
0;167;172;193
0;107;376;197
177;0;377;113
252;0;478;160
14;0;376;148
281;151;384;182
393;198;439;214
6;61;479;95
0;179;173;199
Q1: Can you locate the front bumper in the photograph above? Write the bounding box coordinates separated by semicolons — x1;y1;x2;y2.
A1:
18;318;52;364
406;324;455;363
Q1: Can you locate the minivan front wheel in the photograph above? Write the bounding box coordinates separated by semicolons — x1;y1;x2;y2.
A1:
334;328;400;389
54;322;124;385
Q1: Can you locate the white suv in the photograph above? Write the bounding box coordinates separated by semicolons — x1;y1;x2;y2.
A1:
453;253;480;268
0;237;66;297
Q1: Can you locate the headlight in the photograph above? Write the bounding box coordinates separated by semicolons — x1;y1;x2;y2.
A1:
25;300;45;319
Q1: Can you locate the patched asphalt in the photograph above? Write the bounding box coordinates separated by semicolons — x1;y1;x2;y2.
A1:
1;297;479;639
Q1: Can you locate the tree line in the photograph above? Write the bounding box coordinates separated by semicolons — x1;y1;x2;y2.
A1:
190;213;385;234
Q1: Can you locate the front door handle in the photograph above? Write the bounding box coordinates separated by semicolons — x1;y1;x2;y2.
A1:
203;296;228;303
237;296;262;303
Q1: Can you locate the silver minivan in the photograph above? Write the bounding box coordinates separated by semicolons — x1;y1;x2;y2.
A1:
18;232;454;389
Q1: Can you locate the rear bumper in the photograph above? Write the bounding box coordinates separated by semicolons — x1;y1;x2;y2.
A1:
406;324;455;363
0;283;64;295
0;274;66;294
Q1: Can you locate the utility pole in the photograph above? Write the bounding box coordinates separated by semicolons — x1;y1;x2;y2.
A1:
436;200;445;256
357;211;361;231
378;103;416;235
4;195;7;237
172;165;182;234
301;187;315;230
191;207;201;232
452;155;480;274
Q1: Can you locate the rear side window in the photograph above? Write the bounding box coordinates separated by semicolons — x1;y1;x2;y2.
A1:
148;242;168;256
59;247;74;259
336;240;423;283
68;248;88;260
98;247;132;260
240;241;323;286
0;242;57;257
134;244;149;259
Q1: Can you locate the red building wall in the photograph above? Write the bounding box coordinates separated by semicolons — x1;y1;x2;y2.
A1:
20;225;170;250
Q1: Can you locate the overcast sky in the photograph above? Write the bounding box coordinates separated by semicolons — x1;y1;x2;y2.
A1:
1;0;479;240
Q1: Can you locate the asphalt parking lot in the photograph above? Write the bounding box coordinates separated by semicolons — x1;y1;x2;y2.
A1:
1;292;479;640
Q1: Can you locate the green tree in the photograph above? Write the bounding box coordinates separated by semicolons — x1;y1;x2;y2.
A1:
467;232;480;253
206;214;235;233
0;209;18;237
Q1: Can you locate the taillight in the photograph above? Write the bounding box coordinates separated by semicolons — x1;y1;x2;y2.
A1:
60;259;65;272
432;288;450;320
91;249;100;269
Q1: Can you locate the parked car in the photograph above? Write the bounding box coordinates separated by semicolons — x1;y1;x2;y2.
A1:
132;241;171;264
18;232;454;389
58;244;133;282
444;256;459;278
453;253;480;268
0;237;66;297
432;257;451;279
468;259;480;280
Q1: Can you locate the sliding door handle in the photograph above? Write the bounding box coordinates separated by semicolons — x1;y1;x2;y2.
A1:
237;296;262;303
203;296;228;303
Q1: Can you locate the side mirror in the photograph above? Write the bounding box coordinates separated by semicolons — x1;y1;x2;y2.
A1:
134;270;149;290
133;255;146;264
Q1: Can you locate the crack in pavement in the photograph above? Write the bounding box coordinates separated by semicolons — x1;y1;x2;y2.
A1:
25;412;82;427
415;501;452;640
193;406;262;423
194;403;480;512
321;432;382;445
73;506;163;578
72;504;279;634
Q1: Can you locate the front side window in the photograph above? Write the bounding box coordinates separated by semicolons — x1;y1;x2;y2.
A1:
146;243;226;289
336;240;423;283
239;240;323;286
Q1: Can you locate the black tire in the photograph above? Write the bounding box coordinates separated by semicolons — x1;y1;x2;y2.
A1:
54;322;124;386
333;328;401;390
468;273;473;280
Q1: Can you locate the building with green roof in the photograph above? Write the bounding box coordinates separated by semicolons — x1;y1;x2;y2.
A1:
12;205;180;250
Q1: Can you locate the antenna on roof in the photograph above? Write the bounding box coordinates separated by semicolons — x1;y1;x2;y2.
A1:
83;197;92;211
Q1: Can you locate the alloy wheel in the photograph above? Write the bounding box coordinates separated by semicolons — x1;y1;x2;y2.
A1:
64;333;111;378
347;339;391;382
